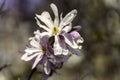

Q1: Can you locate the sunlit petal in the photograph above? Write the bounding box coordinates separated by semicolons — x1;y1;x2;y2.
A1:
59;9;77;29
50;3;59;26
36;14;54;28
62;23;72;33
35;17;51;32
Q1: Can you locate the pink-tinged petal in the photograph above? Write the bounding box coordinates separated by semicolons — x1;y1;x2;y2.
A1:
36;14;54;28
70;31;84;43
32;54;43;69
50;3;59;26
44;61;51;75
21;52;40;61
59;9;77;29
35;17;51;32
62;23;72;33
54;36;68;55
64;33;78;49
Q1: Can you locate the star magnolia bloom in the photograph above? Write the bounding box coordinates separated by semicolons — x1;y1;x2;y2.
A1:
35;3;84;55
21;30;53;75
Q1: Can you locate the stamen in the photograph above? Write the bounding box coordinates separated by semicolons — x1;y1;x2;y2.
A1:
52;27;59;35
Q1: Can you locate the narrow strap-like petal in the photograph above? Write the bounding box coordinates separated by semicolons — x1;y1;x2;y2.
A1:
50;3;59;27
25;48;40;54
44;61;51;75
21;52;40;61
32;54;43;69
35;17;51;32
64;33;78;49
54;35;68;55
36;14;54;29
59;9;77;30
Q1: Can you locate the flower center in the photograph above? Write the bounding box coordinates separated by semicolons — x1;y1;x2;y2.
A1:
41;46;46;53
52;27;59;35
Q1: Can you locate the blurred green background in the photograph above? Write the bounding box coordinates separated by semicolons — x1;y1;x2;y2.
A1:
0;0;120;80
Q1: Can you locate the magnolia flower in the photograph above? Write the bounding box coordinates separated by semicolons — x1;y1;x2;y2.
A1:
21;30;54;75
35;3;84;55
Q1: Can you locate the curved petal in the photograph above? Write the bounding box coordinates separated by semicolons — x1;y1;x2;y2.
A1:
21;52;40;61
36;14;54;28
41;11;52;21
35;17;51;32
44;61;51;75
54;36;68;55
30;39;39;48
25;48;40;54
73;25;81;31
50;3;59;26
32;54;43;69
69;31;84;43
64;33;78;49
59;9;77;29
67;44;80;56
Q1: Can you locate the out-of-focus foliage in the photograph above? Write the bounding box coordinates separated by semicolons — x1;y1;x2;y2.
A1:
0;0;120;80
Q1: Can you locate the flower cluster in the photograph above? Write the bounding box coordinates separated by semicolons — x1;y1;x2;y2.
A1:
21;3;84;80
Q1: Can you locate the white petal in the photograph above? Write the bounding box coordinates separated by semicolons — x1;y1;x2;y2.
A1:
62;23;72;33
32;54;43;69
54;36;68;55
36;14;54;28
35;17;50;32
50;3;59;26
30;39;39;48
60;12;63;21
60;9;77;29
54;36;62;55
76;37;84;43
21;52;40;61
73;25;81;31
64;34;78;49
25;48;40;54
41;11;52;20
34;30;41;35
44;61;51;75
40;32;52;37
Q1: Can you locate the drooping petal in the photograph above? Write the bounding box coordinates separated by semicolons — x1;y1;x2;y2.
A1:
69;31;84;43
67;44;80;56
36;14;54;28
44;61;51;75
35;17;51;32
50;3;59;26
54;35;68;55
64;33;78;49
32;54;43;69
59;9;77;29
